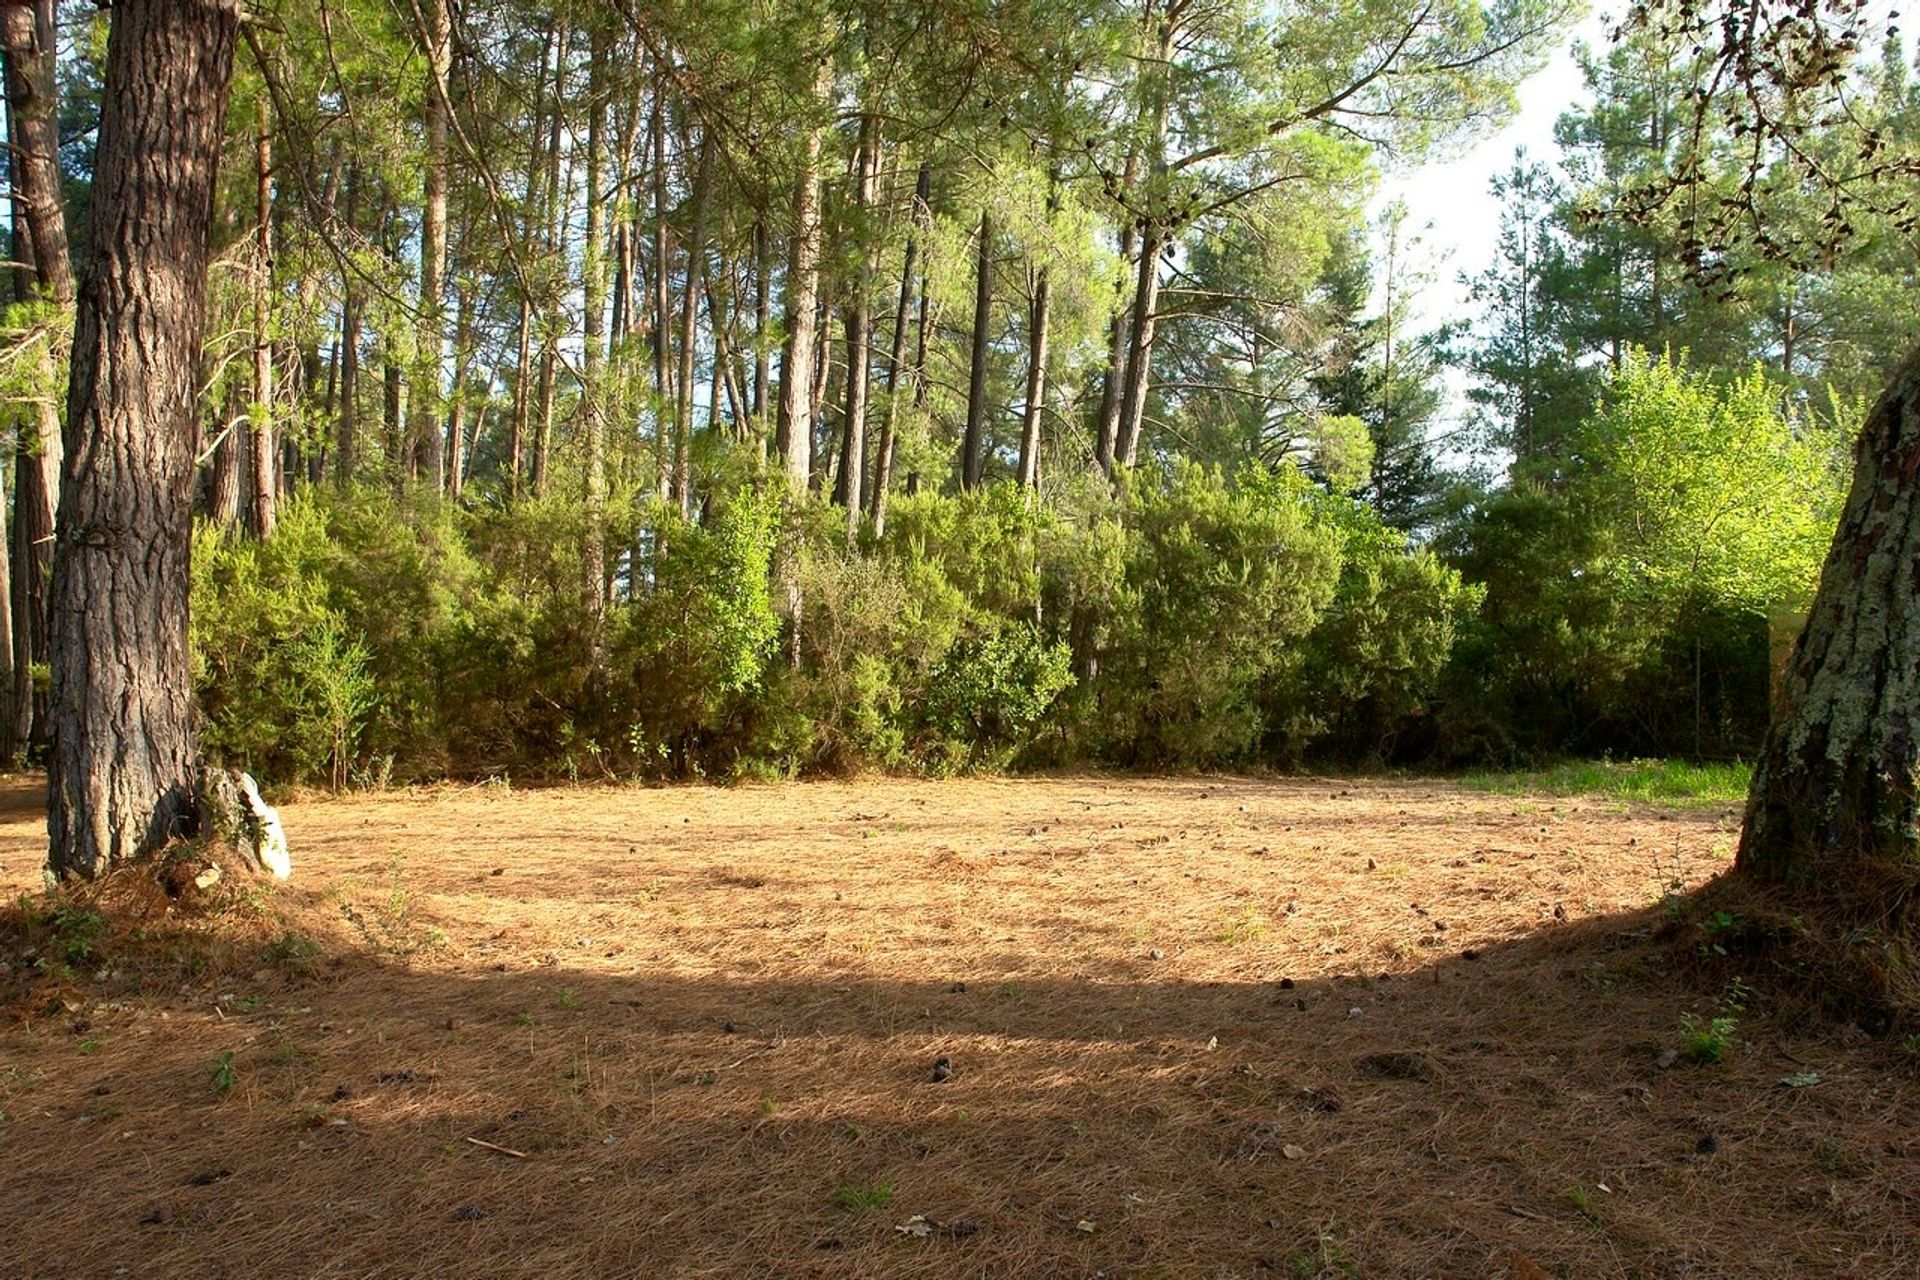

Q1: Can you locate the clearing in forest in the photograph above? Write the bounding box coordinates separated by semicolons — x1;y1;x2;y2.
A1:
1;774;1914;1278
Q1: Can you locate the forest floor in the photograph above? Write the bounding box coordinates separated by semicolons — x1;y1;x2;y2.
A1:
1;773;1916;1279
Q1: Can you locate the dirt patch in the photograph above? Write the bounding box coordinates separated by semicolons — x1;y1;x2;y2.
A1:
1;773;1914;1278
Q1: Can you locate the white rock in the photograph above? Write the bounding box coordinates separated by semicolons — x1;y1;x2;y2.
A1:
237;771;292;881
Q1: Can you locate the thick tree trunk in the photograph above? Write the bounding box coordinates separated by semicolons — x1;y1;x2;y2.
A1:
1738;344;1920;888
48;0;239;878
959;207;995;490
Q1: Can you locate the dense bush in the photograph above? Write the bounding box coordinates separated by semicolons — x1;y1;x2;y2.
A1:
186;355;1843;787
189;454;1471;785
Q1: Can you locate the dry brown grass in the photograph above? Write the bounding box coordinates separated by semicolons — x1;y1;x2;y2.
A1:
2;772;1917;1279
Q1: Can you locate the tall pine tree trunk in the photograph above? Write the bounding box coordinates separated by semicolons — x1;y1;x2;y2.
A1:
834;113;881;531
752;218;771;436
336;167;361;486
4;0;71;759
959;207;994;490
249;98;276;540
412;0;452;489
1019;262;1051;492
1110;14;1171;474
581;27;609;612
1112;219;1164;470
869;165;930;538
673;131;712;519
48;0;239;878
649;80;673;500
775;55;830;493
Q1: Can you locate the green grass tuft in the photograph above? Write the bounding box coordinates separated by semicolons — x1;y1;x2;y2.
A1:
831;1178;894;1211
1459;758;1750;807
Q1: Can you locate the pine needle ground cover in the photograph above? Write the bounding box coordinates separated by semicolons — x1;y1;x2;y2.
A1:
2;774;1914;1278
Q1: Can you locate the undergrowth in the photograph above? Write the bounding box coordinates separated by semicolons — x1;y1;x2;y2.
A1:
1461;758;1751;806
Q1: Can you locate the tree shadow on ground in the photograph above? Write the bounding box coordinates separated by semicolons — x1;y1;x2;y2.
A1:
3;885;1916;1280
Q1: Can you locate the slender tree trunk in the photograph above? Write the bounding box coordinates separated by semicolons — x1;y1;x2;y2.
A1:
1738;344;1920;888
869;165;930;537
1;0;72;303
506;32;550;502
445;277;475;500
775;55;830;493
0;479;14;762
5;0;71;758
1094;153;1139;473
649;79;673;499
1112;220;1164;470
249;97;277;540
208;383;244;529
1111;13;1171;474
673;131;712;519
959;207;995;490
531;21;569;499
1019;261;1051;491
752;217;772;435
834;114;881;531
412;0;452;489
774;48;832;665
336;167;361;486
582;27;609;612
48;0;239;878
811;296;835;493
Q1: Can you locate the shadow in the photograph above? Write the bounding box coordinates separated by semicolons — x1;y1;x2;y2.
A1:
4;898;1910;1280
0;776;1905;1280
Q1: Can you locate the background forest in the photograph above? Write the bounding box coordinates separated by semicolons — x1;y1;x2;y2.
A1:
2;0;1915;787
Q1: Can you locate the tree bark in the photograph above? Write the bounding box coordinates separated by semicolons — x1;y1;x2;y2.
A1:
959;207;995;490
1094;155;1139;474
1018;261;1052;491
1112;219;1165;470
649;77;672;500
1;0;72;304
48;0;239;878
775;52;831;494
834;113;881;532
4;0;70;758
336;166;361;486
249;97;276;540
582;26;609;610
207;383;245;530
1737;344;1920;888
752;217;771;435
673;131;712;519
412;0;453;490
867;164;929;537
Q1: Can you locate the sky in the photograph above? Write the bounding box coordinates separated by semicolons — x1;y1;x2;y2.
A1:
1362;6;1611;447
1373;7;1611;329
